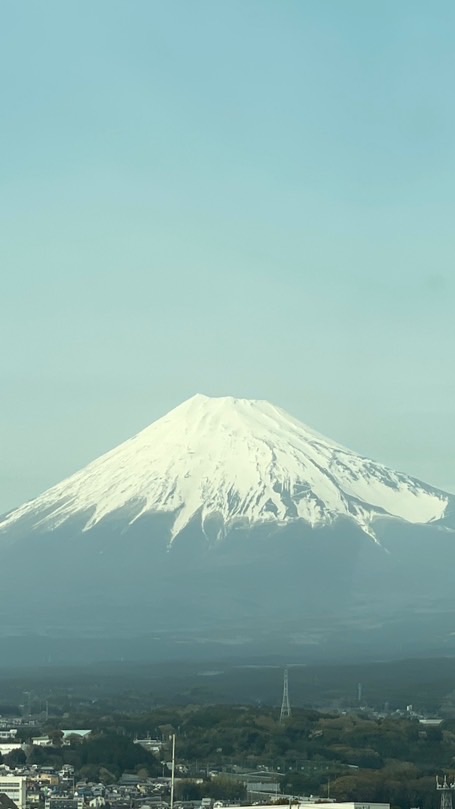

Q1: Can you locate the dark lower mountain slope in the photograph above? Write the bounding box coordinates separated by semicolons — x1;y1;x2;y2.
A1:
1;509;454;666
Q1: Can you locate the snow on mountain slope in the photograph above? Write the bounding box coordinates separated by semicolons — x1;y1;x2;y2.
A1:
0;394;451;541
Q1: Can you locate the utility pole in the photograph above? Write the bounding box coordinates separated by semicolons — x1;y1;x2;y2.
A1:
170;734;176;809
280;669;291;723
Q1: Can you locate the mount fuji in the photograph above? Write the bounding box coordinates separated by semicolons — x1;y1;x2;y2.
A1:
1;394;454;665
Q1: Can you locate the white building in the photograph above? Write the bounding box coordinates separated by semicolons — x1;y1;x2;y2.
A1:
0;775;27;809
61;730;91;746
298;804;390;809
134;738;163;754
0;743;23;756
31;736;53;747
226;804;389;809
61;730;91;740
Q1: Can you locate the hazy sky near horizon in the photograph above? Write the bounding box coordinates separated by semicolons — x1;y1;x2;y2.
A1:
2;0;455;513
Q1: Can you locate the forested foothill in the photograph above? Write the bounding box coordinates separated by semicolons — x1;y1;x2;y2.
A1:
1;703;454;809
2;657;455;808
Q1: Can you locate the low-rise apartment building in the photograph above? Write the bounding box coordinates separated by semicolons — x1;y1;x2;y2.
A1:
0;775;27;809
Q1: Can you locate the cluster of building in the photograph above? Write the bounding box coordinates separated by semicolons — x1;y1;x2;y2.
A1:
0;722;394;809
0;769;177;809
0;776;392;809
0;771;392;809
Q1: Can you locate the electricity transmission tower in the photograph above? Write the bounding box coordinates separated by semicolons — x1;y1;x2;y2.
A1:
437;775;455;809
280;668;291;723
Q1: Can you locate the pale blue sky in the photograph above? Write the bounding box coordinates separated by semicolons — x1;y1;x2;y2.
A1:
1;0;454;513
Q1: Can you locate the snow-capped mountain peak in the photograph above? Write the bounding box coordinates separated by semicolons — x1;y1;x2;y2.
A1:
0;394;451;541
